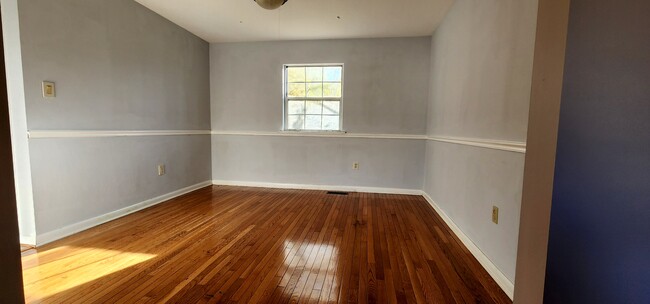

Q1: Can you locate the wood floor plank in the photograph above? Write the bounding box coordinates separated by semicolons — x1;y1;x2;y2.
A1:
22;186;512;304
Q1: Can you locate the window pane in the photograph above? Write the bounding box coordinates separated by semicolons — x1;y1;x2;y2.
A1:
306;100;322;115
284;65;344;132
323;83;342;98
323;101;340;115
322;116;340;130
306;67;323;82
287;115;305;130
306;83;323;97
288;83;306;97
287;100;305;114
287;67;306;83
305;115;322;130
323;66;342;82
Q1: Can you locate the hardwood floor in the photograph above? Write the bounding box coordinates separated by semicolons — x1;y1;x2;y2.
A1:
22;186;511;303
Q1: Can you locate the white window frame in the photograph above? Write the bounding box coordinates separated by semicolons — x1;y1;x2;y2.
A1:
282;63;345;132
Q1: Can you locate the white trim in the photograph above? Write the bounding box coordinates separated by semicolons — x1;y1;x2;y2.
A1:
28;130;212;139
427;136;526;153
283;63;345;132
210;130;526;153
35;181;212;246
20;235;36;246
28;130;527;153
212;180;422;195
421;192;515;299
3;0;38;252
211;130;427;140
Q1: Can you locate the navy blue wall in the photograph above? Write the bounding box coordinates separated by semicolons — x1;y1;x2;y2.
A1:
544;0;650;303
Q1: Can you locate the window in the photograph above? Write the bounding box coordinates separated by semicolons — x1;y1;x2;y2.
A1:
283;64;343;131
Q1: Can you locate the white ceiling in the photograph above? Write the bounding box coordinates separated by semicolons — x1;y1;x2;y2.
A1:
134;0;455;43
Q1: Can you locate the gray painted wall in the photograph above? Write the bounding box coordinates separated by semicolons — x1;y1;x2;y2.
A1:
16;0;211;239
427;0;537;141
424;141;525;280
213;135;424;189
211;38;431;134
211;38;431;190
30;136;210;235
424;0;538;282
19;0;210;130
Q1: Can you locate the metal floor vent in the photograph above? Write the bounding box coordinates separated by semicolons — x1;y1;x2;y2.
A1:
327;191;350;196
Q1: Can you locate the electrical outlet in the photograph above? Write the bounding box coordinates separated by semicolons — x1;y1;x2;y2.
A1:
492;206;499;224
42;81;56;98
158;164;166;176
352;162;360;170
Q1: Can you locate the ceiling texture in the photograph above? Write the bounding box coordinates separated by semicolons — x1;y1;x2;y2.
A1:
134;0;455;43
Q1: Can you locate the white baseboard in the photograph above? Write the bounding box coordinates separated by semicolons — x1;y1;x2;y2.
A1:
212;180;422;195
20;235;36;246
35;181;212;246
421;192;514;299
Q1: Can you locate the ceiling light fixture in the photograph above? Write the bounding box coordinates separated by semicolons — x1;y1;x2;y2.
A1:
254;0;288;10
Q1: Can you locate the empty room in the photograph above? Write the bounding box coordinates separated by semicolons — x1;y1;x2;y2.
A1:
1;0;648;303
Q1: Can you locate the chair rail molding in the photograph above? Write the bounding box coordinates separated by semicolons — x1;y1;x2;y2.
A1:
427;135;527;153
28;130;212;139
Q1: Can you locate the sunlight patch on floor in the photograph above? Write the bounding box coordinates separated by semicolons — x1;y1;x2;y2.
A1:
22;246;156;301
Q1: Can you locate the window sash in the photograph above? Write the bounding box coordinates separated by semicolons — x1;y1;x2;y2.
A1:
286;97;342;101
283;64;344;131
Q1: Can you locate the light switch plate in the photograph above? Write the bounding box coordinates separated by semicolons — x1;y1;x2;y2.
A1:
42;81;56;98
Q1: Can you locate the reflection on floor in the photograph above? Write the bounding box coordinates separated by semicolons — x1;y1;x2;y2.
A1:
21;244;36;257
282;241;338;302
22;186;511;303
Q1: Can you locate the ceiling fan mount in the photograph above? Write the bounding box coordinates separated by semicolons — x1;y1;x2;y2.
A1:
254;0;289;10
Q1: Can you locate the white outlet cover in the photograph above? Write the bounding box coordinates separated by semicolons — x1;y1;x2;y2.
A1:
42;81;56;98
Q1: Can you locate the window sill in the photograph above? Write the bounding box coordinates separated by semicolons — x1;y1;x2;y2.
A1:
281;130;347;135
